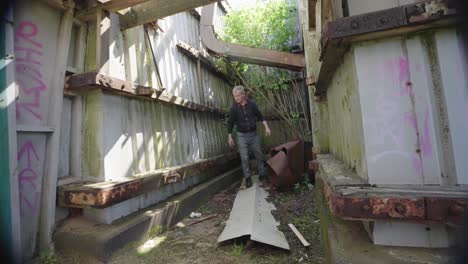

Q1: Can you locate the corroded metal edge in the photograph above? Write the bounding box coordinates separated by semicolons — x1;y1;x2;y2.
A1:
58;153;240;208
318;175;468;224
315;0;461;96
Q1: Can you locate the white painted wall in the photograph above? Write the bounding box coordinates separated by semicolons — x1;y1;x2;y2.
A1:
354;36;444;185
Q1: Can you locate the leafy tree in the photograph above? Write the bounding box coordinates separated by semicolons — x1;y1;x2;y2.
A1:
220;0;297;51
218;0;311;140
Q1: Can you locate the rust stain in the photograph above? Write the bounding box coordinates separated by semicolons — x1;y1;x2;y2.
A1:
426;198;468;224
65;180;142;208
163;171;183;185
319;175;468;223
266;140;304;189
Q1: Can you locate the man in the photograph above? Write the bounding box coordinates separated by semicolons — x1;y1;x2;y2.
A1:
228;85;271;189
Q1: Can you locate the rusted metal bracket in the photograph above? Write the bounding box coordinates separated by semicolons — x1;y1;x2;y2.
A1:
317;154;468;225
58;153;240;208
176;41;234;85
200;4;306;71
315;0;461;96
66;71;227;116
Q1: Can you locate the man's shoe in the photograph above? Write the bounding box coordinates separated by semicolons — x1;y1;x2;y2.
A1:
246;177;252;188
239;178;246;190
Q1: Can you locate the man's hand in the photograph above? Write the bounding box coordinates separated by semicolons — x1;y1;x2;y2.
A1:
263;121;271;137
228;134;235;148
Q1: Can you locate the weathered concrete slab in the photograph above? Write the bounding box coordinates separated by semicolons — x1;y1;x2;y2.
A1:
218;177;290;250
55;167;242;258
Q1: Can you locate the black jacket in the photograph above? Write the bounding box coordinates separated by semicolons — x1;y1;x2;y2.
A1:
227;99;264;133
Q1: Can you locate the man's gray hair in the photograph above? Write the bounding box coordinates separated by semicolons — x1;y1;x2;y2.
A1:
232;85;245;95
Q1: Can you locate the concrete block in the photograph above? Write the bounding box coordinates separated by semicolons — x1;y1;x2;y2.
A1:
369;221;454;248
83;178;194;224
55;167;242;258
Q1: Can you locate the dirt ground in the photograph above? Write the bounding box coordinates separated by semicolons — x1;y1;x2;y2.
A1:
57;181;324;264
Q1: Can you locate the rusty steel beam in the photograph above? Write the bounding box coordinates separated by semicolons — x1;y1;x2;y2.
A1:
318;176;468;225
119;0;219;30
426;198;468;223
200;4;306;71
58;153;240;208
67;71;155;96
315;0;461;96
67;71;226;116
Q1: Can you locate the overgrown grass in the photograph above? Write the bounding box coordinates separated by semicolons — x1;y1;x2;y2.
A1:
230;242;244;256
39;250;58;264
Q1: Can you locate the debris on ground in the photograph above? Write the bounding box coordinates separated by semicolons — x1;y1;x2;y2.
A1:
288;223;311;247
57;181;324;264
190;212;202;218
218;178;289;250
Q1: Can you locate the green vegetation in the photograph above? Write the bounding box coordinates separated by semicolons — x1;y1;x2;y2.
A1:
229;242;244;256
221;0;297;51
219;0;311;141
39;250;58;264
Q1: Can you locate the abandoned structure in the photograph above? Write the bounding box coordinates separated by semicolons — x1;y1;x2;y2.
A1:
1;0;467;263
299;0;467;261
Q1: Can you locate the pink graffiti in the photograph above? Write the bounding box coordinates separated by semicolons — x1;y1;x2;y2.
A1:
397;57;414;97
17;141;40;215
412;155;423;175
14;21;43;48
403;111;417;131
385;57;414;97
15;21;46;121
420;108;432;156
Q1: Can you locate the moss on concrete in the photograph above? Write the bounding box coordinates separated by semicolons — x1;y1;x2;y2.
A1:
82;90;103;178
326;49;366;178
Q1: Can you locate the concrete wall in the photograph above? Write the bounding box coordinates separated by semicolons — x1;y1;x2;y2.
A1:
302;0;468;185
354;30;468;185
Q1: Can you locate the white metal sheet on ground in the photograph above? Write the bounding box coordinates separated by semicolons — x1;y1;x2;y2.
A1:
218;179;290;250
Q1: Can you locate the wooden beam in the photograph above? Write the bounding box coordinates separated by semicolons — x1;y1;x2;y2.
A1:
288;224;311;247
315;0;461;96
119;0;219;30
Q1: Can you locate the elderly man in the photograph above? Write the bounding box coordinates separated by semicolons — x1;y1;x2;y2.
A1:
228;85;271;189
